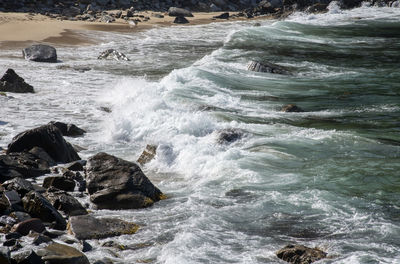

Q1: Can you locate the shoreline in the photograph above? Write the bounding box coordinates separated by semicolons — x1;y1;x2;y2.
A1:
0;11;267;48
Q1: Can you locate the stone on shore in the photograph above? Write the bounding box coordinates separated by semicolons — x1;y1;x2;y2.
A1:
37;242;89;264
86;152;164;209
247;60;290;75
98;49;130;61
168;7;194;17
213;12;230;19
68;214;139;240
173;16;190;24
44;188;87;216
11;218;46;236
22;44;57;63
48;121;86;137
276;244;327;264
7;124;80;164
0;69;34;93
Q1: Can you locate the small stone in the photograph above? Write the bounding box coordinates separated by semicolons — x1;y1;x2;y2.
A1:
281;104;304;113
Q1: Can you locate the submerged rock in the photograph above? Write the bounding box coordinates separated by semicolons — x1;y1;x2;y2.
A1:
168;7;193;17
276;244;327;264
7;124;80;164
86;152;164;209
247;60;290;75
281;104;304;113
22;44;57;63
37;242;89;264
217;128;244;144
0;69;34;93
173;16;189;24
68;214;139;240
98;49;130;61
48;121;86;137
137;144;157;165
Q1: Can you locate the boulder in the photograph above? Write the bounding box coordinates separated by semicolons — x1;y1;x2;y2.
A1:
37;242;89;264
64;161;85;172
11;218;46;236
68;214;139;240
281;104;304;113
86;152;164;209
98;49;130;61
3;177;35;197
44;189;87;216
247;60;290;74
7;124;80;164
0;152;50;183
217;128;244;144
173;16;189;24
11;250;44;264
276;244;327;264
0;69;34;93
22;44;57;63
48;121;86;137
28;147;56;167
137;144;157;165
43;176;75;192
213;12;230;19
168;7;194;17
22;191;66;230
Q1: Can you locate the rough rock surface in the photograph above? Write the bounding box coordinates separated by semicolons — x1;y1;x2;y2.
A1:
48;121;86;137
276;244;327;264
2;177;35;197
0;69;34;93
168;7;194;17
68;214;139;240
217;128;244;144
7;124;80;164
22;44;57;63
37;242;89;264
86;152;164;209
97;49;130;61
43;176;76;192
11;218;46;236
173;16;189;23
247;60;290;74
44;189;87;216
137;144;157;165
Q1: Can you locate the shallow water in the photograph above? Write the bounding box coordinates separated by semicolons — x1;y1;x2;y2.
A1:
1;3;400;263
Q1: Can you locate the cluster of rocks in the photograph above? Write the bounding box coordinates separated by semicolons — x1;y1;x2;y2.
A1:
0;120;165;263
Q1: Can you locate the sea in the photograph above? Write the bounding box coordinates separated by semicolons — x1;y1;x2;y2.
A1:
0;2;399;263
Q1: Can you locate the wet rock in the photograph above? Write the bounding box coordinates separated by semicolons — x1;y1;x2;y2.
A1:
93;259;113;264
7;124;80;164
173;16;189;24
43;176;75;192
0;152;50;183
28;147;56;167
281;104;304;113
81;241;92;252
247;60;290;75
0;247;11;264
56;65;91;72
48;121;86;137
137;144;157;165
9;211;31;223
306;3;328;13
98;49;130;61
3;238;17;246
11;218;46;236
4;190;22;210
101;241;126;250
5;232;22;240
22;44;57;63
0;69;34;93
276;244;327;264
86;152;164;209
68;214;139;240
213;12;229;19
217;128;244;144
64;161;85;171
44;189;87;216
11;250;44;264
31;232;52;245
21;191;66;230
3;177;35;197
168;7;194;17
37;242;89;264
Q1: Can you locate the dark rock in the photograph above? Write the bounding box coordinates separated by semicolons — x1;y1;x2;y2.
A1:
217;128;244;144
0;152;50;183
43;176;75;192
97;49;130;61
22;44;57;63
64;161;85;171
173;16;189;24
9;211;31;223
11;250;44;264
306;3;328;13
168;7;193;17
42;230;65;239
32;233;52;245
137;144;157;165
276;244;327;264
68;214;139;240
56;65;91;72
28;147;56;167
0;69;34;93
44;189;87;216
62;6;81;17
11;218;46;236
7;124;80;164
213;12;229;19
81;241;92;252
281;104;304;113
3;177;35;197
115;10;122;18
3;238;17;247
247;60;290;74
4;190;22;210
21;191;66;230
86;152;164;209
0;247;10;264
37;242;89;264
48;121;86;137
0;216;16;226
5;232;22;240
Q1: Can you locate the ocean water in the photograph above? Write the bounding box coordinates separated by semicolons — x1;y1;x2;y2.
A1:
1;3;400;263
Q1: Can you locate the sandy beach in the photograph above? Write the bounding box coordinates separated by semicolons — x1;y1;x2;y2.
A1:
0;11;250;48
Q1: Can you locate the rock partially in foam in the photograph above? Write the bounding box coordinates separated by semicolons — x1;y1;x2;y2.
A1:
276;244;327;263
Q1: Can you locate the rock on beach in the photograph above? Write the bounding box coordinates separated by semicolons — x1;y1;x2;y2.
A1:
22;44;57;63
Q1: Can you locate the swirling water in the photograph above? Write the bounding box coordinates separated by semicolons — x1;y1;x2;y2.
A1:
1;4;400;263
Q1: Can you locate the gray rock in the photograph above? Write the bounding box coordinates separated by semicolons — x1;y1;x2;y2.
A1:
86;152;164;209
98;49;130;61
217;128;244;144
247;60;290;75
37;242;89;264
43;176;75;192
173;16;189;24
0;69;34;93
168;7;193;17
22;44;57;63
62;6;81;17
68;214;139;240
44;189;87;216
276;244;327;264
48;121;86;137
100;14;115;23
7;124;81;164
3;177;35;197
